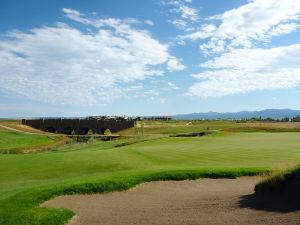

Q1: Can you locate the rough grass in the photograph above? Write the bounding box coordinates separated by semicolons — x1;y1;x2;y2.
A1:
0;131;67;153
0;120;69;153
223;126;300;132
255;166;300;192
119;120;300;135
0;120;47;134
119;120;244;135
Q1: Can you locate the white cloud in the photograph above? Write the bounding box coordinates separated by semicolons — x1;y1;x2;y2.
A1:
0;9;184;105
179;0;300;99
167;82;180;90
172;19;188;30
63;8;153;28
268;23;300;36
179;5;198;21
186;44;300;97
180;24;216;40
181;0;300;54
62;8;89;24
167;57;186;71
145;20;154;26
161;0;198;30
62;7;118;28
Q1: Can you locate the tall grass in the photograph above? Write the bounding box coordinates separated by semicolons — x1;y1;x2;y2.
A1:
255;166;300;192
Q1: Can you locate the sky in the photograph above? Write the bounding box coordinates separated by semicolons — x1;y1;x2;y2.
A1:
1;0;300;117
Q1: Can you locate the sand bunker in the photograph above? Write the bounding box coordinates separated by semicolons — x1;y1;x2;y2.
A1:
43;177;300;225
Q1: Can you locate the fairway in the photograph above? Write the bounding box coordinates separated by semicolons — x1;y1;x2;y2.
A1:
1;132;300;197
1;121;300;225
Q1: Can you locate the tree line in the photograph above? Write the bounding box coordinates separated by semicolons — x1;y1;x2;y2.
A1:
238;115;300;122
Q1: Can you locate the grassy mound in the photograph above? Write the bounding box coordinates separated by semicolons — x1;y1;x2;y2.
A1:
255;166;300;193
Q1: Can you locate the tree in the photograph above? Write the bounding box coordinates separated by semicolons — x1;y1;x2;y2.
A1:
281;117;290;122
291;115;300;122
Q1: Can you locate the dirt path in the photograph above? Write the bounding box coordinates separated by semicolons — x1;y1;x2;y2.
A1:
44;177;300;225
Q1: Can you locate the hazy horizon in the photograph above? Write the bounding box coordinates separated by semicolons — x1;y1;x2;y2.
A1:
1;108;300;119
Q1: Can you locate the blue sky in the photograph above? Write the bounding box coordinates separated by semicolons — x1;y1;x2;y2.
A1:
1;0;300;117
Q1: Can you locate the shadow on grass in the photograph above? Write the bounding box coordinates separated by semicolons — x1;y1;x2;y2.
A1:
239;193;300;213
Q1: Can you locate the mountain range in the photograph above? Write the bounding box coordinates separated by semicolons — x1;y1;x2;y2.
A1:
171;109;300;120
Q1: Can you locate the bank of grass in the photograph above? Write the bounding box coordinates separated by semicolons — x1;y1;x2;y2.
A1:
0;168;267;225
0;130;67;153
255;166;300;192
0;120;46;134
0;120;69;153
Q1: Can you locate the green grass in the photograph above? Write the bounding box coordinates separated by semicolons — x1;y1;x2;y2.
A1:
1;120;300;224
120;120;244;135
255;165;300;192
120;120;300;135
0;120;68;153
0;131;66;153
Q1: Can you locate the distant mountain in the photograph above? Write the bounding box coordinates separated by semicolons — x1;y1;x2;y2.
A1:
172;109;300;120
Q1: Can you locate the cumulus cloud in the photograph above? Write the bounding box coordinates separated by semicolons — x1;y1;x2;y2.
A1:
0;9;184;105
179;0;300;98
186;44;300;97
181;0;300;54
268;23;300;36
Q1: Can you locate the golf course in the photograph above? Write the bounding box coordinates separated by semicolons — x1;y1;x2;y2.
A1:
0;120;300;225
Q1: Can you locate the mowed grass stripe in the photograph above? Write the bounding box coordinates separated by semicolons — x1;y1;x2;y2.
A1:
1;132;300;198
129;133;300;167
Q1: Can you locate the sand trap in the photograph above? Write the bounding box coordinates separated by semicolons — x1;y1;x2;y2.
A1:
43;177;300;225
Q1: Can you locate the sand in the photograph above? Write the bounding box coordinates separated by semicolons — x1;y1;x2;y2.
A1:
43;177;300;225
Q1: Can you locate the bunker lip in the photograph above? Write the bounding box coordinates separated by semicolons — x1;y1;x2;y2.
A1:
43;177;300;225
